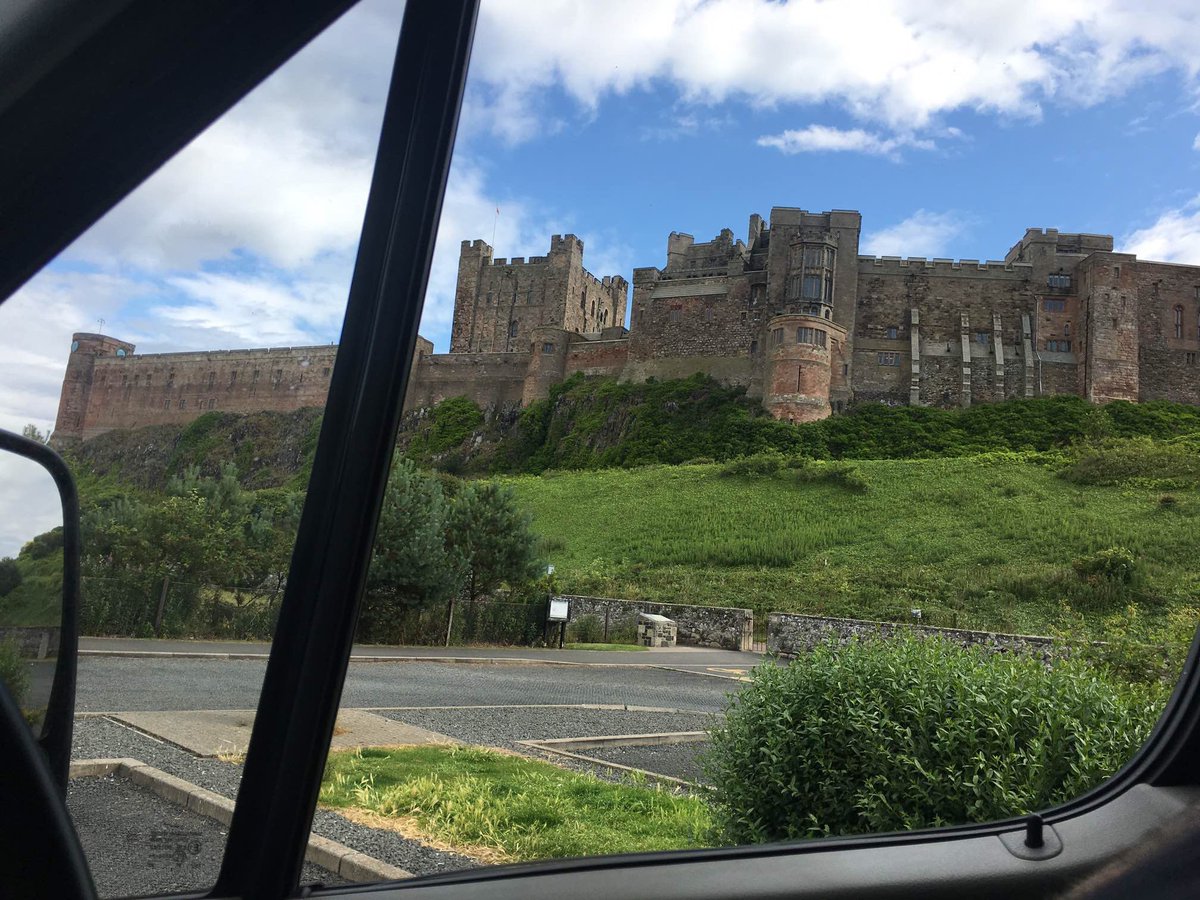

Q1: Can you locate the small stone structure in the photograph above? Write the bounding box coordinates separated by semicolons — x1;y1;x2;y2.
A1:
636;613;677;648
767;612;1057;662
0;626;60;660
560;594;753;651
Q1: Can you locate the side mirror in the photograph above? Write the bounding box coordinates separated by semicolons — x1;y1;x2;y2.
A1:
0;429;80;794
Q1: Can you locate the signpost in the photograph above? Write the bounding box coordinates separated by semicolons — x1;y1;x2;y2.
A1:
547;597;568;649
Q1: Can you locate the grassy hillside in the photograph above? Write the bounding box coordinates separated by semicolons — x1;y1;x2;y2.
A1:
506;454;1200;636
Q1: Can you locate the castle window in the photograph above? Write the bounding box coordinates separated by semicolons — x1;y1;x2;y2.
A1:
322;367;331;377
144;375;151;387
209;398;216;409
802;275;822;300
704;307;715;323
542;342;555;354
796;327;827;347
886;327;898;339
1046;339;1072;352
133;374;140;387
207;371;215;388
975;332;990;344
669;308;682;324
1175;305;1184;339
1188;352;1197;365
750;284;765;304
1113;265;1121;278
591;300;596;317
486;291;493;305
167;371;174;388
508;321;518;338
843;363;849;376
771;327;784;347
797;366;804;390
164;399;170;410
877;351;900;366
252;369;260;383
750;340;758;355
1043;299;1066;312
824;309;832;319
179;398;186;410
1064;322;1071;336
1047;273;1071;289
526;289;534;305
122;374;128;385
788;275;800;299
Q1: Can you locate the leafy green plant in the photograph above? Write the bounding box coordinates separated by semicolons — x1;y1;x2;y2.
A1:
0;639;29;708
704;636;1161;843
566;614;604;643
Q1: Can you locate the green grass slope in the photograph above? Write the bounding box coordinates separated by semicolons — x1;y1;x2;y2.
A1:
507;455;1200;636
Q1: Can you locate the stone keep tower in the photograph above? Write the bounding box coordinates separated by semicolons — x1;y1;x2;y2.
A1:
52;332;136;446
448;235;627;354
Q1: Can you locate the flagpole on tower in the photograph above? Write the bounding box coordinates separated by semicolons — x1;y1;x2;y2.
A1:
491;207;499;250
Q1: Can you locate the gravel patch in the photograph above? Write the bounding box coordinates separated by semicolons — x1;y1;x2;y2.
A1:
71;717;478;878
374;706;720;785
575;742;711;784
68;774;342;898
377;706;720;750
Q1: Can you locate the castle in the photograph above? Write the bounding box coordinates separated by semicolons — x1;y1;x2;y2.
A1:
52;206;1200;445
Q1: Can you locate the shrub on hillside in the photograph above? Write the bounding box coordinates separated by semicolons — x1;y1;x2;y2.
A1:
719;451;787;477
704;636;1160;843
1072;547;1137;586
1059;438;1200;487
0;558;21;597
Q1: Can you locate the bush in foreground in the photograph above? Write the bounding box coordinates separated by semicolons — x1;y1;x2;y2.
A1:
704;636;1163;843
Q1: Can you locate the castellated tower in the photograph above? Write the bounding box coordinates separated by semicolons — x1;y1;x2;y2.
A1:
448;235;628;354
52;332;137;447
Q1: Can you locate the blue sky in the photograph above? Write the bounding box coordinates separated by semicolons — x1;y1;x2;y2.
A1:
6;0;1200;450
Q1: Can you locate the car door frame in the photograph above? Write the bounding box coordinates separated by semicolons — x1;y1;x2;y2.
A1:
2;1;1200;898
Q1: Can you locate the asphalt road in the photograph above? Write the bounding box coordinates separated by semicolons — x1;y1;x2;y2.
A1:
76;655;743;714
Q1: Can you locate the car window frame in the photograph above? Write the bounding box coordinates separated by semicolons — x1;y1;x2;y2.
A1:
4;1;1200;897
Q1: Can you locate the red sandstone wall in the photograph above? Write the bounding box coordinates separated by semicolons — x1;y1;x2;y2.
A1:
78;344;339;441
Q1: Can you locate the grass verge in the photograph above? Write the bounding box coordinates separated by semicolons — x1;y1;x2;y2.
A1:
319;745;711;862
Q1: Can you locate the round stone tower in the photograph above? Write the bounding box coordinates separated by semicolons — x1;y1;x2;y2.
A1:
763;314;846;423
51;332;136;447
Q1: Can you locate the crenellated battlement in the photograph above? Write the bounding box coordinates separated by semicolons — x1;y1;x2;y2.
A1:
489;255;549;267
549;233;584;253
859;256;1033;277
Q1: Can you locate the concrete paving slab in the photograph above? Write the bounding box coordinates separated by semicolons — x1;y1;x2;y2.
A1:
111;708;460;757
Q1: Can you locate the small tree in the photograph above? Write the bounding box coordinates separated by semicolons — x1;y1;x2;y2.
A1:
444;480;543;644
360;457;464;643
0;558;21;597
20;424;49;445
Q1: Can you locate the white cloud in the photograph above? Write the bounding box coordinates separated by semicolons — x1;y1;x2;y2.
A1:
1123;198;1200;263
467;0;1200;143
0;453;63;559
1193;132;1200;150
861;210;969;257
756;125;935;159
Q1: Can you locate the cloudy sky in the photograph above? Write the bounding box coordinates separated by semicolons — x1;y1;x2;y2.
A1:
5;0;1200;449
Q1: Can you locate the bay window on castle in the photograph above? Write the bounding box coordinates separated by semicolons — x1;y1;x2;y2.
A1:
796;327;827;348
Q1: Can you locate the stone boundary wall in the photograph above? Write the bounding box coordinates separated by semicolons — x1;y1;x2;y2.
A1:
767;612;1057;662
557;594;753;651
0;625;61;659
